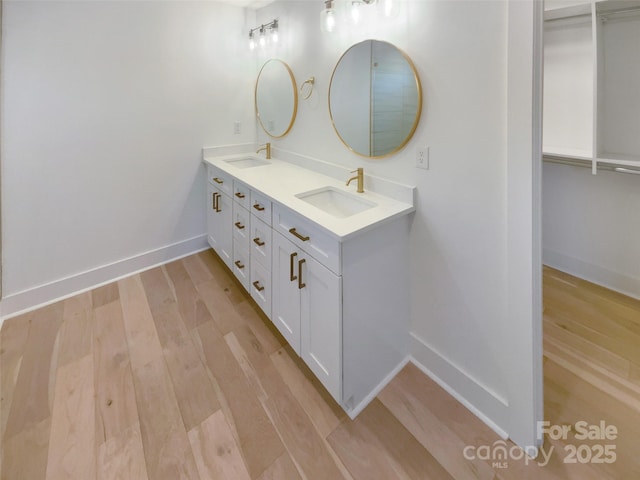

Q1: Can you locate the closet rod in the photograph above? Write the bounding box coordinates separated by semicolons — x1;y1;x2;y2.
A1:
543;157;640;175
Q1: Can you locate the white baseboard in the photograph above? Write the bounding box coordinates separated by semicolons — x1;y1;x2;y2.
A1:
346;356;411;420
543;249;640;301
0;234;209;323
410;333;509;440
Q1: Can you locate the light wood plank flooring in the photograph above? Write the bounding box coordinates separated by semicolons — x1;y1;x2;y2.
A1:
1;252;638;479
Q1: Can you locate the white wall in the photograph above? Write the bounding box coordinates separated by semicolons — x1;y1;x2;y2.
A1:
543;164;640;298
1;0;256;315
254;0;540;448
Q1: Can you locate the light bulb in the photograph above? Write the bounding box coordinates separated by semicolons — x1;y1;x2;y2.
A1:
321;0;337;33
259;26;266;47
271;21;279;43
326;10;336;31
249;31;256;50
351;1;361;24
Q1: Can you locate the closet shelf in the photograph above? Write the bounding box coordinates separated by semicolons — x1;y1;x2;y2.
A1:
543;154;640;175
544;3;591;22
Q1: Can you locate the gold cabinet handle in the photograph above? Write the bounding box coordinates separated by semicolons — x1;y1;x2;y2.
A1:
298;258;306;289
234;221;245;230
212;193;221;212
215;193;221;212
289;252;298;281
252;280;265;292
253;204;265;212
213;177;224;184
235;192;245;199
289;228;310;242
234;260;245;269
253;237;265;247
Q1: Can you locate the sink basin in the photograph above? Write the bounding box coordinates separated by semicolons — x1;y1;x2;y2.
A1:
295;186;377;218
224;157;271;169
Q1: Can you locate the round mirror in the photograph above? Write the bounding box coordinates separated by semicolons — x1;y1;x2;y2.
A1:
329;40;423;158
255;59;298;138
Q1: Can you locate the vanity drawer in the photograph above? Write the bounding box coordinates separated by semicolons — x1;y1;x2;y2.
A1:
250;190;272;226
250;216;272;269
207;165;233;196
232;241;250;291
250;258;271;319
273;204;341;275
233;180;251;210
232;203;250;250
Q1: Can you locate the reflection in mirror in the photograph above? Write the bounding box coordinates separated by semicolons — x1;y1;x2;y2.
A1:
329;40;422;158
255;59;298;138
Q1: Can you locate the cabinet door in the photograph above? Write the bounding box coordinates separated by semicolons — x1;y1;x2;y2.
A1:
272;232;301;354
300;254;342;401
207;185;232;269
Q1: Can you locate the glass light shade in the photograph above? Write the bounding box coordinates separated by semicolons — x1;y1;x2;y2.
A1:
321;8;337;33
351;1;361;24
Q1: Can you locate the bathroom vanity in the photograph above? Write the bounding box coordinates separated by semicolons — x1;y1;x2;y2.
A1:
203;149;414;417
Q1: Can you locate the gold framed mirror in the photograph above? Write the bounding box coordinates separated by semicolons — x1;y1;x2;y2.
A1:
255;59;298;138
329;40;423;158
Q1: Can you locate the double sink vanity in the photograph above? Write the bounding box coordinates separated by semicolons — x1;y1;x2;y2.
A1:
202;146;415;417
202;37;423;417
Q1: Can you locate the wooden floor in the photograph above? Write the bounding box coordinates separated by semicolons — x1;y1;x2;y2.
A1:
1;252;638;479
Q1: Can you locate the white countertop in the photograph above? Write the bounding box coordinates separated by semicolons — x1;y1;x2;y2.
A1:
203;153;415;240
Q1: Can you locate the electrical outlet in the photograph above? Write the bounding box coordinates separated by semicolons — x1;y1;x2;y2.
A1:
416;146;429;169
233;121;241;135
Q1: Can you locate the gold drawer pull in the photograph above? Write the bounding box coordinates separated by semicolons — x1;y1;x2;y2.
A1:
253;204;265;212
289;228;310;242
290;252;298;281
234;260;245;269
298;258;306;289
235;192;245;199
213;177;224;184
253;237;265;247
252;281;265;292
234;222;245;230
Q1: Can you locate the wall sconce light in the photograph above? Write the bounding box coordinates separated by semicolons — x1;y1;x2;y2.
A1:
321;0;382;32
321;0;337;33
248;19;279;50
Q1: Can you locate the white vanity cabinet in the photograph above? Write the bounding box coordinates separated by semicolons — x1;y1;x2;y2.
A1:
203;156;412;417
272;230;342;400
271;202;409;413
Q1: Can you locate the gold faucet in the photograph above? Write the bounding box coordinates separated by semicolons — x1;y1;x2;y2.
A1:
256;142;271;159
346;167;364;193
